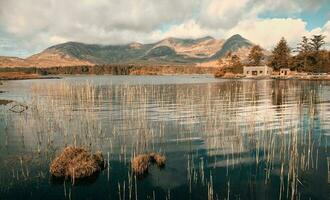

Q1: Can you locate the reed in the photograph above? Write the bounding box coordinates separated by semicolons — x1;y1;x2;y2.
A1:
131;152;166;175
50;146;105;180
0;78;328;199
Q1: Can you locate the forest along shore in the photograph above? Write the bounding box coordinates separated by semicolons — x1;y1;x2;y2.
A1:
0;65;329;81
0;65;218;80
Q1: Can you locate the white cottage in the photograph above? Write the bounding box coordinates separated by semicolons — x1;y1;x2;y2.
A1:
280;68;290;76
243;66;273;77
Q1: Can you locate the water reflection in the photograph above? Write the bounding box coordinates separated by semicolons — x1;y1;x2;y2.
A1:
0;76;329;200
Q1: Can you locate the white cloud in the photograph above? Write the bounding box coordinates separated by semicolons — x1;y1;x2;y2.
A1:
151;20;213;40
227;18;309;49
49;36;69;44
0;0;199;45
311;21;330;48
0;0;328;57
198;0;251;29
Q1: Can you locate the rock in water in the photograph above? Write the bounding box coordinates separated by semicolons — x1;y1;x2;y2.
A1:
50;146;105;179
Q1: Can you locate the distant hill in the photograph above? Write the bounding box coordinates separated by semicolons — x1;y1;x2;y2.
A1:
210;34;253;60
0;51;93;68
0;34;256;67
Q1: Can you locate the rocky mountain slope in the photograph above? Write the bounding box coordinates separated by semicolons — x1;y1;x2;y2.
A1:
0;34;255;67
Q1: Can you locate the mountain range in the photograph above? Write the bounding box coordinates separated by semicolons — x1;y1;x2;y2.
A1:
0;34;255;68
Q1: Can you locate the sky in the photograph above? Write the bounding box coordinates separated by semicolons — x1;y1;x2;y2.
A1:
0;0;329;58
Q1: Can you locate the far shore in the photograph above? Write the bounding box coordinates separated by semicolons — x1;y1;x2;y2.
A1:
0;72;61;81
0;65;329;81
0;65;218;80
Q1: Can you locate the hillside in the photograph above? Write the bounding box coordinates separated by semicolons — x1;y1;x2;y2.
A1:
152;36;224;58
0;51;93;68
210;34;253;60
0;34;255;67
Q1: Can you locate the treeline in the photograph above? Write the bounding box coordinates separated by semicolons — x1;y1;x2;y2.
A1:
268;35;329;72
0;65;135;75
0;64;218;75
218;34;329;74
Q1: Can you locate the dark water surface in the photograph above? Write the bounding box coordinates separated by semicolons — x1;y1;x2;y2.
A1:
0;75;329;200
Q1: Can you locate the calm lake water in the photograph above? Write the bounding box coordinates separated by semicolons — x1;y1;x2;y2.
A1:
0;75;329;200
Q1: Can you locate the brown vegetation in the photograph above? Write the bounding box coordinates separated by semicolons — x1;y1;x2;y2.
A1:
214;68;225;78
50;146;105;179
131;152;166;175
0;72;41;80
149;152;166;167
248;45;264;66
131;154;150;175
0;65;218;79
128;66;217;75
0;99;13;105
215;52;243;77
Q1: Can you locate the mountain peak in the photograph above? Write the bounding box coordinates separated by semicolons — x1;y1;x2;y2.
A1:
199;36;214;40
210;34;253;59
227;34;249;42
129;42;143;49
4;34;256;67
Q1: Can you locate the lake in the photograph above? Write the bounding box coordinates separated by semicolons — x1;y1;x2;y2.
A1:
0;75;329;200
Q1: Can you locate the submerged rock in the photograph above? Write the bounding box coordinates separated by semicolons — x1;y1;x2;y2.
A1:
131;152;166;175
50;146;105;179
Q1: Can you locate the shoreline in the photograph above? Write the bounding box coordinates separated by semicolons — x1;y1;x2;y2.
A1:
0;72;61;81
0;76;62;81
0;65;329;81
1;74;330;81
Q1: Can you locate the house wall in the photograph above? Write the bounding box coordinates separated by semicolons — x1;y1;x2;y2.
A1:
243;66;272;77
280;69;290;76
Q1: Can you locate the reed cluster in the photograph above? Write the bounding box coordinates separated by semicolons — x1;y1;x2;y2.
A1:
50;146;105;180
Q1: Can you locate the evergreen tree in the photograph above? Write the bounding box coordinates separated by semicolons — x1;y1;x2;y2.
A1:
310;35;326;52
295;36;312;71
309;35;326;72
269;37;291;70
297;36;312;54
248;45;264;66
228;54;243;74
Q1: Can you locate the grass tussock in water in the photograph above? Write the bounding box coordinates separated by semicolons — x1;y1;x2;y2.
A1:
50;146;105;179
149;152;166;167
132;153;166;175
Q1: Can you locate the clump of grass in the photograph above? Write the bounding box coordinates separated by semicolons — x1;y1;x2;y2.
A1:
50;146;105;179
149;152;166;167
131;153;166;175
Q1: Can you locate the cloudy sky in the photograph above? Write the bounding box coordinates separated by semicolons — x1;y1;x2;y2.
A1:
0;0;329;57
